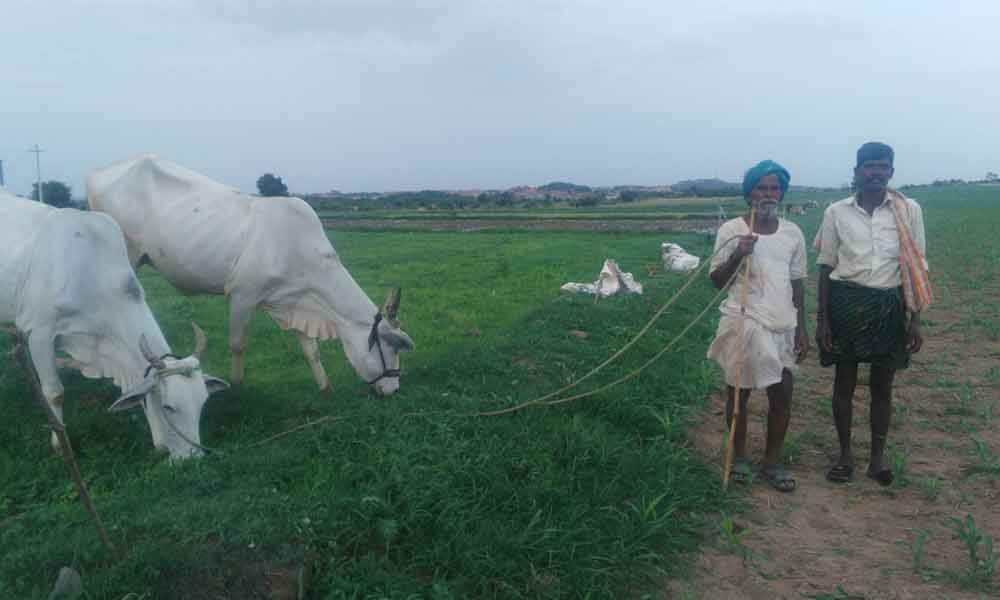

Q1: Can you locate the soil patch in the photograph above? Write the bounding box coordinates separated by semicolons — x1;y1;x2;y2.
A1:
667;302;1000;599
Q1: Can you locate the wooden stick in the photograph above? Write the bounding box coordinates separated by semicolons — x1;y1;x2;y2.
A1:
722;207;756;489
13;331;118;555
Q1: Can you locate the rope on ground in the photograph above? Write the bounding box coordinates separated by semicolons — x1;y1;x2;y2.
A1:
474;235;742;417
239;415;347;449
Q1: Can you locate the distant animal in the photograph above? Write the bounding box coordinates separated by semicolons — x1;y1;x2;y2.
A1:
87;155;415;396
789;205;807;215
0;187;228;459
661;242;701;272
805;200;820;209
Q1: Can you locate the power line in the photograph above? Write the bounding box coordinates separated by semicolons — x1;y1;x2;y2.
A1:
28;144;43;203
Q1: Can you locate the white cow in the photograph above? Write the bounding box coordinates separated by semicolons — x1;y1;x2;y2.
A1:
87;155;415;396
0;188;228;459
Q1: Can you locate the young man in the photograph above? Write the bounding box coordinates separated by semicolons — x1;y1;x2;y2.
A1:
815;142;931;486
708;160;809;492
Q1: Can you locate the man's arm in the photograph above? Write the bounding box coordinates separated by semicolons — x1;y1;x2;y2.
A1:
792;278;809;361
709;234;756;289
816;264;833;352
907;311;923;353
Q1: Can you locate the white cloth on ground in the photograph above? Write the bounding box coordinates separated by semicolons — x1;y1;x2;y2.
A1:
660;242;700;272
561;259;642;296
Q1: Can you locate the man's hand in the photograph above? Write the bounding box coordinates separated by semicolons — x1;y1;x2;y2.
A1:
794;327;810;363
736;234;758;257
906;319;924;353
815;316;833;352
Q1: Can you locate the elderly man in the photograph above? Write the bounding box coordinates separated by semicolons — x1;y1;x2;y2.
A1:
708;160;809;492
815;142;931;486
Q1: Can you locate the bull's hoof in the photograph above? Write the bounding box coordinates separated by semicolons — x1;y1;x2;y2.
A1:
319;385;334;400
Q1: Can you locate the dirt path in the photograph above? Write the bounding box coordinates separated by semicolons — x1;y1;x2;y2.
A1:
668;302;1000;599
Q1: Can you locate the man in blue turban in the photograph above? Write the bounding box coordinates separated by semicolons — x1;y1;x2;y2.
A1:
707;159;809;492
741;160;790;204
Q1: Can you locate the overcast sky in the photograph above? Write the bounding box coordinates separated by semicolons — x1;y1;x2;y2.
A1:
2;0;998;196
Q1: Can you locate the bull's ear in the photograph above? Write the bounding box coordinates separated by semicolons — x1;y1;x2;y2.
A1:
109;378;156;412
381;329;415;352
203;375;230;395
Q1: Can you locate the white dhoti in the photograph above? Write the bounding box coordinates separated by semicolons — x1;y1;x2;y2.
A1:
707;218;807;390
707;315;797;390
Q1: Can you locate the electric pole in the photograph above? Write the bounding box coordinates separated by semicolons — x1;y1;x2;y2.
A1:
0;159;5;187
29;144;43;203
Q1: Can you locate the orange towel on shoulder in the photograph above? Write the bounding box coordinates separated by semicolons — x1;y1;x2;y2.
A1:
887;189;933;313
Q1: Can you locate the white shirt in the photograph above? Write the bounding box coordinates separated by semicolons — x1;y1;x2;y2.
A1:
816;194;927;289
711;217;807;332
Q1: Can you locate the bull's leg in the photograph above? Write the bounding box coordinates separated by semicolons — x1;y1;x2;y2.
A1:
25;330;66;451
228;299;255;387
295;331;331;397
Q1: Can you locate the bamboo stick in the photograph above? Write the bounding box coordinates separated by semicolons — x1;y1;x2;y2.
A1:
722;206;757;489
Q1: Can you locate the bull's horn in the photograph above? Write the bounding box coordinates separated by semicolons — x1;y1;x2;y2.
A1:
383;288;401;325
139;334;165;370
191;322;207;360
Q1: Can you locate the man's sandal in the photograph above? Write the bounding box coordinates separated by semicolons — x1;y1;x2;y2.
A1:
867;467;894;487
730;461;754;485
826;463;854;484
761;464;796;492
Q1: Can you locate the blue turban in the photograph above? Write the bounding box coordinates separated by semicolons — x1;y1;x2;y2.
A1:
742;159;791;199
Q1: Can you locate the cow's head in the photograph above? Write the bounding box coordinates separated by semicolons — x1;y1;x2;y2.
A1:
109;323;229;459
360;288;415;396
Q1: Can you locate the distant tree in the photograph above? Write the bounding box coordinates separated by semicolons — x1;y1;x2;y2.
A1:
986;171;999;183
571;195;601;207
619;190;640;203
31;180;74;208
256;173;289;197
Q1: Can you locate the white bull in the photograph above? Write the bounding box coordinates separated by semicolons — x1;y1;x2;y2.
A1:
0;188;228;459
87;155;415;396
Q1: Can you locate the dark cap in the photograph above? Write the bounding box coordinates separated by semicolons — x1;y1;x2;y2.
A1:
856;142;894;168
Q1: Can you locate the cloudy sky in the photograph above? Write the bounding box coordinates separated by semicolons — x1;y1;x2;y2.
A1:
2;0;998;196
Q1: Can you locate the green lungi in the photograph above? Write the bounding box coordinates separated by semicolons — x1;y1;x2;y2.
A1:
820;280;910;369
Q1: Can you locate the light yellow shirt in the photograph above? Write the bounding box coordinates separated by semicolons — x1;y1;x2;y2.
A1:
816;194;927;289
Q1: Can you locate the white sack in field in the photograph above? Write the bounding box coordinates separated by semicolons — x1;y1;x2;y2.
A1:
660;242;700;273
561;259;643;296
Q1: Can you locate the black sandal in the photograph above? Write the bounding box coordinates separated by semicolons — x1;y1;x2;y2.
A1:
730;461;753;484
761;464;796;492
867;468;894;487
826;463;854;484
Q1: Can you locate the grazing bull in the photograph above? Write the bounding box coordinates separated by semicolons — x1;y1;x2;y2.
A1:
86;155;415;396
0;188;228;459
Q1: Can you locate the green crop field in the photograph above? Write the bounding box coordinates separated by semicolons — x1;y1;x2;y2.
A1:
1;183;997;598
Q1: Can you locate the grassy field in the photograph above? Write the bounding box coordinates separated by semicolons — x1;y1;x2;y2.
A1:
1;225;733;598
2;183;996;598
